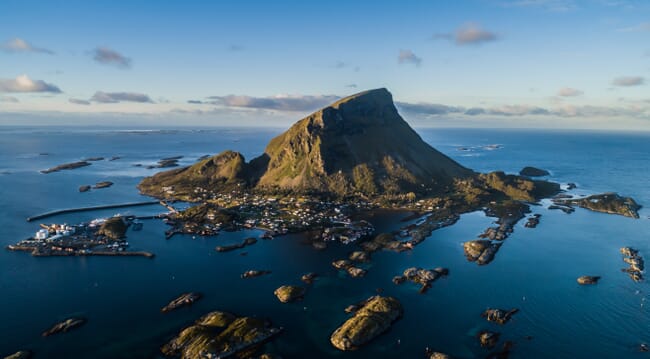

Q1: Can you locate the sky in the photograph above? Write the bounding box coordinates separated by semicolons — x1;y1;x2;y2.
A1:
0;0;649;130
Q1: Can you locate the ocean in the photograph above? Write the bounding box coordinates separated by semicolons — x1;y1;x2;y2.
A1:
0;126;649;358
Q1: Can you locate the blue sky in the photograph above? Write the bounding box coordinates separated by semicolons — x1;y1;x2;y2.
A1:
1;0;649;129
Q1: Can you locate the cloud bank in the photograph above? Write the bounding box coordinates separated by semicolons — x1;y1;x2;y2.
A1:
197;94;340;112
396;100;648;119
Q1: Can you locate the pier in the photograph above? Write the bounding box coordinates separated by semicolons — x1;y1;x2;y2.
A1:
27;201;162;222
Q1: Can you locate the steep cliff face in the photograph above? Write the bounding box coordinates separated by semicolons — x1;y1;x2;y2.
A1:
139;88;476;198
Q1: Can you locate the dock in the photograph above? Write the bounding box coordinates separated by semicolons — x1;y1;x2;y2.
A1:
27;201;161;222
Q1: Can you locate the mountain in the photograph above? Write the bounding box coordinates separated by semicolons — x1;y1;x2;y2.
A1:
138;88;499;199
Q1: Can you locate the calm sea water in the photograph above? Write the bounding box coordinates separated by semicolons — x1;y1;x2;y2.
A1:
0;126;649;359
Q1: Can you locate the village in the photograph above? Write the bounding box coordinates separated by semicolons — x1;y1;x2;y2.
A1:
163;186;380;243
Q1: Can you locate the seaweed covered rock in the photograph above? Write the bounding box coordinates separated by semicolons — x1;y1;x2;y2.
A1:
161;311;281;359
330;296;403;351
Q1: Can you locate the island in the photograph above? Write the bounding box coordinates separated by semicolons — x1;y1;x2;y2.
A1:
554;193;641;218
42;317;86;336
330;295;403;351
40;161;91;174
137;88;563;269
161;310;282;358
161;292;202;313
9;88;645;357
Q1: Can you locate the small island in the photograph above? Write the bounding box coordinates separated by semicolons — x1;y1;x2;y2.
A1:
330;295;403;351
161;310;282;358
40;161;91;174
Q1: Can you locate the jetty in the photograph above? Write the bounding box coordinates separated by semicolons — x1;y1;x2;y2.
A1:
27;201;161;222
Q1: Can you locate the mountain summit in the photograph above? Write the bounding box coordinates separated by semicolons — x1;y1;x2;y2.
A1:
139;88;474;198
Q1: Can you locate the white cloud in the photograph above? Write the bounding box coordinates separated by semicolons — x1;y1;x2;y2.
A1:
1;38;54;54
0;75;62;93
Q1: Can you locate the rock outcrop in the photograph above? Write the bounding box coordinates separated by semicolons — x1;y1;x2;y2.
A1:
273;285;305;303
97;217;128;240
555;193;641;218
42;317;86;336
161;292;202;313
621;247;644;282
481;308;519;324
161;311;282;358
330;296;402;351
577;276;600;285
519;166;550;177
3;351;32;359
393;267;449;293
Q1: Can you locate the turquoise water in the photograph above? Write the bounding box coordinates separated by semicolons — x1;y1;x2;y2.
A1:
0;127;649;358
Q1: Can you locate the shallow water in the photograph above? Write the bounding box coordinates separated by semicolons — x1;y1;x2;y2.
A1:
0;127;648;358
